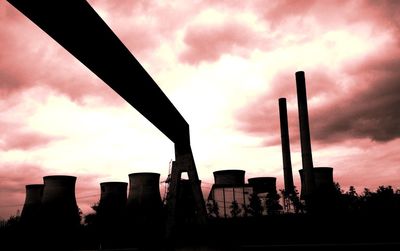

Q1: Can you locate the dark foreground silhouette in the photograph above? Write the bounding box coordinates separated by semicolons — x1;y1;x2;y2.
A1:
2;184;400;250
2;214;400;250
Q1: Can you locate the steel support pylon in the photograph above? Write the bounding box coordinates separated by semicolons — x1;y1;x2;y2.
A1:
165;149;207;241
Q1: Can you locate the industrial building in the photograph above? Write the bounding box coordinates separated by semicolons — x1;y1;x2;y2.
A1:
207;170;280;218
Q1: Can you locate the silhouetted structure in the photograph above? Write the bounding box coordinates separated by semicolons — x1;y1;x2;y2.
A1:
248;177;277;195
176;179;202;225
248;177;282;215
97;182;128;248
295;71;316;201
312;167;335;194
20;184;44;225
126;172;163;246
7;0;399;247
278;98;295;196
299;167;335;212
208;170;251;218
99;182;128;216
214;170;246;185
6;1;207;241
40;175;80;249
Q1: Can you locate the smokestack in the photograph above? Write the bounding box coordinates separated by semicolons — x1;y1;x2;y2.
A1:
279;98;295;195
295;71;315;198
20;184;44;224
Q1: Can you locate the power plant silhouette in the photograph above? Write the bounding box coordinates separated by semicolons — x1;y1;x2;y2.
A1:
5;0;399;250
14;70;342;250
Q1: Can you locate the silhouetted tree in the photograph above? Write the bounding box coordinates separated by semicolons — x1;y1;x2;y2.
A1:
344;186;360;213
83;202;99;227
247;192;263;217
230;200;242;217
280;187;304;214
0;213;20;230
265;190;282;215
206;199;220;218
290;187;304;213
347;186;357;197
363;185;397;214
334;182;344;195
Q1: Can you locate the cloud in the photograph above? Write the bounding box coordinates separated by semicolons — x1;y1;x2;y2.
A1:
0;131;59;151
0;1;133;106
236;69;339;146
0;119;62;151
0;164;46;219
235;0;400;147
179;21;263;65
0;162;105;219
311;49;400;143
325;138;400;192
237;51;400;146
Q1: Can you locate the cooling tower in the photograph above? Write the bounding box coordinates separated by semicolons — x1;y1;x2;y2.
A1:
126;172;163;244
40;175;80;248
98;181;128;216
279;98;295;195
248;177;277;194
313;167;335;192
176;179;202;224
20;184;44;224
98;182;128;249
295;71;315;198
213;170;245;186
127;172;162;211
299;167;334;198
40;175;80;225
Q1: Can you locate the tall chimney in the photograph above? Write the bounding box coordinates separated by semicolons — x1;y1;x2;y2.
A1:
295;71;315;198
279;98;295;195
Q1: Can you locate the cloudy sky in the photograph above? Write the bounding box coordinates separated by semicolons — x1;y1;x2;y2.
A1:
1;0;400;219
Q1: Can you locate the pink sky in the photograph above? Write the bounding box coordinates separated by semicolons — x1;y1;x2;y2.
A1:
1;0;400;219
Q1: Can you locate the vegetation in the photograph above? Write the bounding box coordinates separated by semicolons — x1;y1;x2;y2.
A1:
246;192;263;217
333;184;400;215
2;183;400;249
229;200;242;217
265;190;283;215
206;199;220;218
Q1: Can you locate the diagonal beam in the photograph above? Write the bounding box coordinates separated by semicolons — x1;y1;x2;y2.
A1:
7;0;189;146
7;1;208;240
